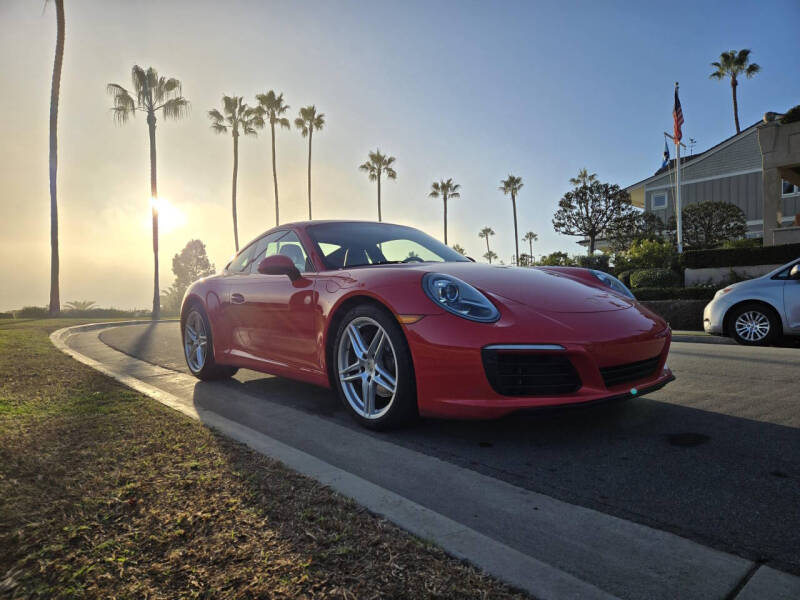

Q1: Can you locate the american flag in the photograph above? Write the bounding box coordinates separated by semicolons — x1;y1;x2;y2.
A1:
673;86;684;143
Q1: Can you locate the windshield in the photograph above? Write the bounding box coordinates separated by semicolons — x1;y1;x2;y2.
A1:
306;222;470;270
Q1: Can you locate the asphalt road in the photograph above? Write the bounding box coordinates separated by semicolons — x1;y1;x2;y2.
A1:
100;322;800;575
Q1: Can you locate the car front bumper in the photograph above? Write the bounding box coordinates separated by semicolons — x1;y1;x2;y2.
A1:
703;296;729;335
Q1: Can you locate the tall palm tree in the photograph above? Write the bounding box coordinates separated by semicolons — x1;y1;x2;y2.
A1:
709;49;760;134
452;244;466;255
47;0;65;316
522;231;538;263
107;66;189;319
208;96;262;252
255;91;291;226
359;149;397;221
569;168;597;187
483;250;497;264
478;226;495;258
500;175;524;266
428;178;460;244
294;105;325;219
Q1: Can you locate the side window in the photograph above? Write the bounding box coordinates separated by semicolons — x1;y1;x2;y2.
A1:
247;231;284;272
228;244;257;274
251;230;312;273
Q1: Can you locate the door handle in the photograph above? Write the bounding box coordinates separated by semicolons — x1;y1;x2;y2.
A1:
231;293;245;304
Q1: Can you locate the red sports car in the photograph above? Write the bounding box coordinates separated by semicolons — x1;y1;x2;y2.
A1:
181;221;674;429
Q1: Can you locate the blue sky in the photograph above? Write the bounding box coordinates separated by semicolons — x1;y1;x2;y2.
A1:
1;0;798;309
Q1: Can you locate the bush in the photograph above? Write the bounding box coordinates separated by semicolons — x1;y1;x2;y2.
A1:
14;306;49;318
781;104;800;124
574;254;610;272
721;237;762;249
0;312;13;319
680;242;800;269
632;286;717;301
616;269;635;285
680;202;747;249
537;251;574;266
629;268;682;288
626;238;675;270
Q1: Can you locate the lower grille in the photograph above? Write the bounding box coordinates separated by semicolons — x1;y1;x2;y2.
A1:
600;355;661;388
482;350;581;396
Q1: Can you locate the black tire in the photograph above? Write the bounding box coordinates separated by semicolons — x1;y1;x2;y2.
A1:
727;303;781;346
332;304;418;430
182;305;238;381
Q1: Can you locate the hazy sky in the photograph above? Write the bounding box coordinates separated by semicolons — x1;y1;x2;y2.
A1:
1;0;799;310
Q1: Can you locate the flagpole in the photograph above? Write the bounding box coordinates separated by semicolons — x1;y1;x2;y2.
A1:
674;82;683;254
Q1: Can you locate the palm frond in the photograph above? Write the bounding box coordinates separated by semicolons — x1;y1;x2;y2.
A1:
385;167;397;180
210;123;227;134
745;63;760;78
161;97;189;121
277;117;291;130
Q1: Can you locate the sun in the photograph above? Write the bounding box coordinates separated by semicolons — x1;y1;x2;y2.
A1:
149;197;185;232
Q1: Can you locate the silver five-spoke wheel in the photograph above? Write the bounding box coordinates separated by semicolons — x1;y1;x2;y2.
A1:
734;310;770;343
337;316;398;419
184;310;208;373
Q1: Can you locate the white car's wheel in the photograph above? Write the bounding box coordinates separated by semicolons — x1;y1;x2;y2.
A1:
728;303;780;346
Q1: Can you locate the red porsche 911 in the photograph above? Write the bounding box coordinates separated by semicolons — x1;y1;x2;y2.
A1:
181;221;674;429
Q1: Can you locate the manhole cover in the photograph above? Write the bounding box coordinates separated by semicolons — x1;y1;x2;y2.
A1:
666;433;710;447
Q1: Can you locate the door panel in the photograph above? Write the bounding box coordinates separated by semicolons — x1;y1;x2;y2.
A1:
784;280;800;330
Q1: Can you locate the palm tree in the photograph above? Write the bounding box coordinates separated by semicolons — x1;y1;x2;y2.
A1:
428;178;460;244
47;0;65;316
255;91;291;226
65;300;96;311
359;149;397;221
709;49;760;134
294;105;325;219
522;231;538;262
569;168;597;187
500;175;524;266
208;96;262;252
478;226;495;258
107;66;189;319
483;250;498;264
452;244;466;255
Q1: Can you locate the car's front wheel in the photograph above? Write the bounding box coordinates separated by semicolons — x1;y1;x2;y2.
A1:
333;304;417;430
183;306;238;380
728;303;780;346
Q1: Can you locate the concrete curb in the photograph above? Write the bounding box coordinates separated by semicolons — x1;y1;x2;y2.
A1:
672;334;736;345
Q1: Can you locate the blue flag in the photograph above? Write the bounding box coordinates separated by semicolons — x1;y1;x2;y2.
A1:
661;137;670;169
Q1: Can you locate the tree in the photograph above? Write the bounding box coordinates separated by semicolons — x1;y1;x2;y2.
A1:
538;251;574;266
675;201;747;249
552;174;636;255
255;91;291;226
452;244;466;255
208;96;262;252
522;231;538;262
478;226;495;257
359;149;397;221
47;0;65;316
294;105;325;219
500;175;523;265
483;250;498;264
518;253;532;266
161;239;216;314
569;168;597;187
428;178;460;244
606;211;666;252
710;49;760;134
107;66;190;318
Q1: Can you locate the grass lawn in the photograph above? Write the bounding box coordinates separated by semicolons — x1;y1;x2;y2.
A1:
0;319;527;599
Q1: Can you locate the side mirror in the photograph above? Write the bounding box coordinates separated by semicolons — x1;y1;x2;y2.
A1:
257;255;301;281
790;264;800;280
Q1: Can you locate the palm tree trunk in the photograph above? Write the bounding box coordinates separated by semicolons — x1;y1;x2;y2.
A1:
270;121;279;226
377;174;382;221
307;128;313;220
528;239;533;263
48;0;64;316
511;192;519;266
731;78;740;134
232;133;240;251
443;196;448;244
147;111;160;319
485;236;490;255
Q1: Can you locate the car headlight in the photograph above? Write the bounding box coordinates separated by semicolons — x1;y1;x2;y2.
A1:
422;273;500;322
590;270;636;299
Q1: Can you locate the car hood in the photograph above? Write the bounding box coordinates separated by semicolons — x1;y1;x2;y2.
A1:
414;262;634;313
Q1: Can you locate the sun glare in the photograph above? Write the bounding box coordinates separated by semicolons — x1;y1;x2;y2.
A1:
149;197;186;232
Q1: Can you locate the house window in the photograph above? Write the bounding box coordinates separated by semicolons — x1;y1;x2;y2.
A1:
652;192;667;209
782;180;799;196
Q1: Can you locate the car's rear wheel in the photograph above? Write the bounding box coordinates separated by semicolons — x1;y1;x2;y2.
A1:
183;306;238;380
728;303;780;346
333;304;417;430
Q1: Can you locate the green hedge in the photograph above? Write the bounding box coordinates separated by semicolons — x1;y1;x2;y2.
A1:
633;286;717;301
629;268;682;288
681;242;800;269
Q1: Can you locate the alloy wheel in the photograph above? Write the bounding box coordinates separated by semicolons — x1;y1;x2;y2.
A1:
184;310;208;372
734;310;770;342
337;316;398;419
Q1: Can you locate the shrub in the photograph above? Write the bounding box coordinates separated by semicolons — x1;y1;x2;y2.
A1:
781;105;800;124
630;268;682;288
722;237;762;249
14;306;49;318
632;286;717;301
680;242;800;269
537;251;574;266
616;269;635;285
574;254;610;272
679;201;747;249
0;312;13;319
626;238;675;269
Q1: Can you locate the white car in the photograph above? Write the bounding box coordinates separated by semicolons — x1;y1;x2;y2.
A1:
703;258;800;345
